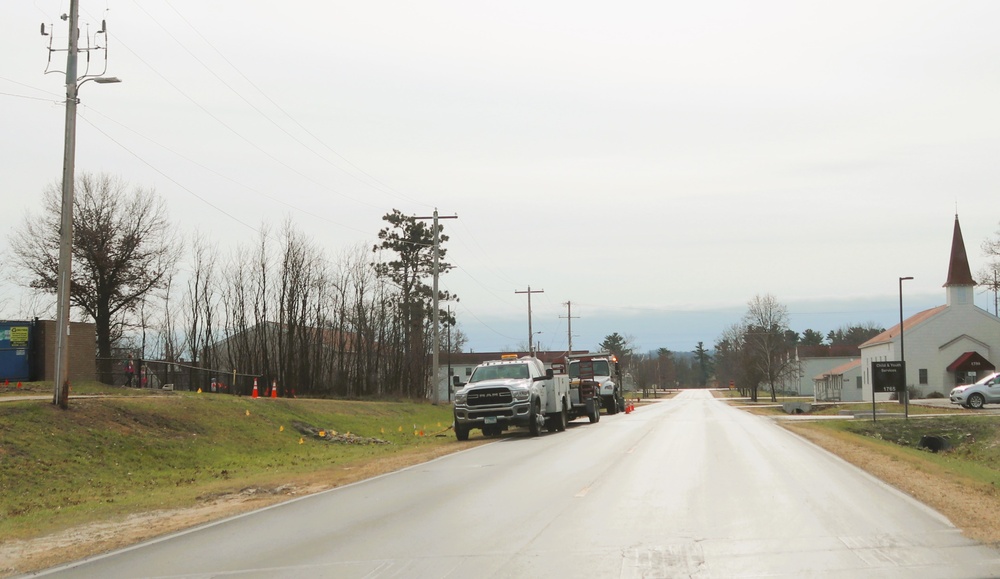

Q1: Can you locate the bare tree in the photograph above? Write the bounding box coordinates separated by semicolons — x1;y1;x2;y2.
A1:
715;323;756;398
742;294;799;402
978;226;1000;315
10;173;180;383
448;325;469;354
177;233;220;391
976;262;1000;316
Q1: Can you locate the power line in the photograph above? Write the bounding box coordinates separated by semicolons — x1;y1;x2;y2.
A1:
78;114;259;234
162;1;427;208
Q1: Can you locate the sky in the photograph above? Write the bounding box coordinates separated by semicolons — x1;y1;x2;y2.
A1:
3;1;1000;355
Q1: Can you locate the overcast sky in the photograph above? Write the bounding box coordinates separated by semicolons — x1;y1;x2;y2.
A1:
3;1;1000;354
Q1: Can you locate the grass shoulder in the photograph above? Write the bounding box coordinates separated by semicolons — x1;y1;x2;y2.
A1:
0;390;490;575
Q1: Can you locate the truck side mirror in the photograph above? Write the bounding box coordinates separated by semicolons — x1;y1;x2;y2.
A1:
545;368;554;380
452;375;461;387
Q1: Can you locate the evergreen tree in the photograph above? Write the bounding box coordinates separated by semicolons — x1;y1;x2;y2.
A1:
693;341;713;387
372;209;456;396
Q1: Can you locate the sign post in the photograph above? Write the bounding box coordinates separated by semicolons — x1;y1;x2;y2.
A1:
871;361;906;422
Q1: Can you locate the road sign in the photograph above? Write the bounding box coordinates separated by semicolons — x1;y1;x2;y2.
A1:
872;361;905;393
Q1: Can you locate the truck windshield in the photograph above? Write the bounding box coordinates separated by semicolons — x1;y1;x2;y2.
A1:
568;360;610;378
469;363;530;383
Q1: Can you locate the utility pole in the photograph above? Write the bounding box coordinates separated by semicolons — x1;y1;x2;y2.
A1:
560;301;579;354
446;305;453;402
415;209;457;404
48;2;119;408
52;0;81;410
515;286;544;354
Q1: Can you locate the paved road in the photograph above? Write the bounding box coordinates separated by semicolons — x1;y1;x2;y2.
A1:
36;390;1000;578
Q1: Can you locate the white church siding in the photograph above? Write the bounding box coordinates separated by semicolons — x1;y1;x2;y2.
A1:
901;307;979;396
861;302;1000;400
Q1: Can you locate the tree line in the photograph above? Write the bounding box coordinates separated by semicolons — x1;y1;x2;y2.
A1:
10;174;459;398
593;300;884;402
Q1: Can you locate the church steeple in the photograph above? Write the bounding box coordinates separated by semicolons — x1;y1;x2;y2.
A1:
945;214;975;306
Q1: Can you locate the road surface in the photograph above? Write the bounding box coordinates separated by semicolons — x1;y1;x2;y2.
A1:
36;390;1000;578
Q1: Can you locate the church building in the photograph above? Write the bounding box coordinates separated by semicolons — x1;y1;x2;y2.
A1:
859;216;1000;400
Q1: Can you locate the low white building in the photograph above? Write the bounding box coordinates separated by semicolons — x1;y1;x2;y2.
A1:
793;345;859;396
814;359;862;402
860;216;1000;400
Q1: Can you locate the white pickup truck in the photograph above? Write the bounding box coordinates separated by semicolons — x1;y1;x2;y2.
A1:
452;355;571;440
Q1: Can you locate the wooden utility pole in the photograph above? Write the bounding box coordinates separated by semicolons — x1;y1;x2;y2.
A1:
415;209;457;404
515;286;544;354
560;301;579;354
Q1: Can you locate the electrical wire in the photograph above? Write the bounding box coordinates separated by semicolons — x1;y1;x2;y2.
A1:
159;0;429;210
62;3;569;344
129;2;401;206
107;37;387;213
82;106;377;238
0;76;62;98
77;112;259;234
0;91;60;103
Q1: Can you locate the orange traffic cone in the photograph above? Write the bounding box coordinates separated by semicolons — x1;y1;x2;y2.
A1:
270;380;277;399
625;402;632;414
252;378;259;399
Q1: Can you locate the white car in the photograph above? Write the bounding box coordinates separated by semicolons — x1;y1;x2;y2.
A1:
950;372;1000;409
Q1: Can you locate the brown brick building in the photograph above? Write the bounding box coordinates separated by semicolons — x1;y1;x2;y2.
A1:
33;319;97;383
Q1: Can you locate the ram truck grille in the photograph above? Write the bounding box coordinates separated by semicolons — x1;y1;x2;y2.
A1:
467;388;513;406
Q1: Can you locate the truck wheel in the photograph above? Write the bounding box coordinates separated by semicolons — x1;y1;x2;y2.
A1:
588;399;600;423
529;400;542;437
617;394;626;412
546;412;560;433
548;403;568;432
606;396;619;415
557;403;568;431
454;421;470;441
